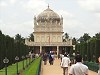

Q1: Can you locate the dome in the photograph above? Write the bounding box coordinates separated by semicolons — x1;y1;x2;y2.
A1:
37;6;60;22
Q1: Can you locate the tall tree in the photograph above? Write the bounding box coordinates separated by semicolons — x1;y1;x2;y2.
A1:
64;32;69;39
78;33;91;43
0;30;2;35
72;37;77;45
83;33;91;42
29;33;34;41
78;36;84;43
15;34;22;42
15;34;24;43
95;32;100;39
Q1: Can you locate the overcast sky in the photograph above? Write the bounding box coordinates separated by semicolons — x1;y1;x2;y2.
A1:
0;0;100;38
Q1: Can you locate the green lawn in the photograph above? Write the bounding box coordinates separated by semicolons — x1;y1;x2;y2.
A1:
21;57;41;75
0;59;30;75
0;58;41;75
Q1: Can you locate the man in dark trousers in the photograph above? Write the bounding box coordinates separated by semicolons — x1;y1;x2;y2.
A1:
61;54;70;75
43;53;47;65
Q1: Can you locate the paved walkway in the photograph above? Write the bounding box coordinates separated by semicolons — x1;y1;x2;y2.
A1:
41;58;97;75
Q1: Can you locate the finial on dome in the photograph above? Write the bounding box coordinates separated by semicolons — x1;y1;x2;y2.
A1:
48;4;49;8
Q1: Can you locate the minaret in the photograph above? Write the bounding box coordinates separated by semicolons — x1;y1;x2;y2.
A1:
34;15;37;32
34;15;37;26
61;15;63;25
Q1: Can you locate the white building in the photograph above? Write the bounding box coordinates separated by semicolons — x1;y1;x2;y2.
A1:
25;6;73;55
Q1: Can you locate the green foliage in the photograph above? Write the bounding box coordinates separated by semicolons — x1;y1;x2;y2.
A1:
29;33;34;42
64;33;69;39
0;30;2;34
0;60;24;75
22;57;41;75
0;32;29;69
95;40;100;62
78;33;91;43
94;32;100;40
82;33;91;42
72;37;77;45
75;38;100;62
84;61;99;72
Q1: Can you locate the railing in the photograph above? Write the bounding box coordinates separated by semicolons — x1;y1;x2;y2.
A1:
25;41;72;46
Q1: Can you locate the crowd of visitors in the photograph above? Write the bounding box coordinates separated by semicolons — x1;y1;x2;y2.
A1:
42;51;100;75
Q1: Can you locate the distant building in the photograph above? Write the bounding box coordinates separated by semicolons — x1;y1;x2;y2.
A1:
25;6;73;55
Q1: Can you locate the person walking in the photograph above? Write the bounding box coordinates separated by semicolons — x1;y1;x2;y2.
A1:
61;54;70;75
43;53;47;65
61;53;64;62
51;53;55;65
49;54;53;65
69;55;88;75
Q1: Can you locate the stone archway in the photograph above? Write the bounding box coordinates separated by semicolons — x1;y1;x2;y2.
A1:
42;46;57;54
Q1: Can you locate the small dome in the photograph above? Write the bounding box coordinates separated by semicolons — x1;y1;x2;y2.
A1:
37;6;60;22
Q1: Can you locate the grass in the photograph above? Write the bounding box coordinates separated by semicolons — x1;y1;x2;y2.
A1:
0;58;41;75
0;59;29;75
21;57;41;75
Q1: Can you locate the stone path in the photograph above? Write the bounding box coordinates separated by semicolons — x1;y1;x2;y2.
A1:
41;58;97;75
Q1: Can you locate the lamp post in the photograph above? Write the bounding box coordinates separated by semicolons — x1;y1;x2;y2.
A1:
28;55;31;65
26;55;28;67
22;56;25;70
85;55;87;61
3;57;9;75
15;56;19;75
29;52;31;65
72;53;75;64
93;55;95;62
73;52;75;58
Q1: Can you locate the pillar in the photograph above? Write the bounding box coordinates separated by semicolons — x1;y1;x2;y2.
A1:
40;46;42;53
57;46;59;55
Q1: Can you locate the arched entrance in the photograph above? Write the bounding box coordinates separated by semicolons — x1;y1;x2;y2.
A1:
42;46;57;54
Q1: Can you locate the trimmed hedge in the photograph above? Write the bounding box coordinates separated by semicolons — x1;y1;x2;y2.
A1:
75;39;100;62
0;31;29;69
0;60;25;75
22;57;41;75
84;61;99;72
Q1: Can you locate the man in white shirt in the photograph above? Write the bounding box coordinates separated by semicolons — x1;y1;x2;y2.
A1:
61;54;70;75
69;55;88;75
